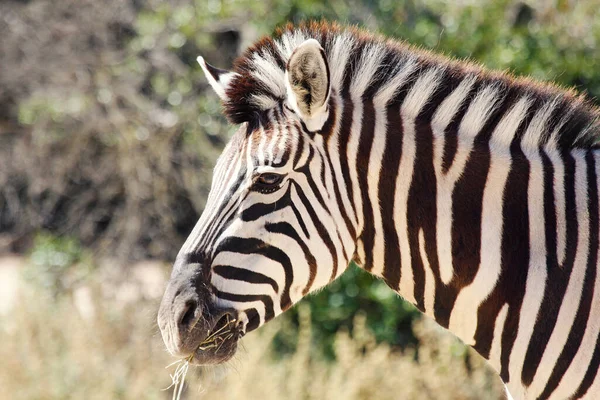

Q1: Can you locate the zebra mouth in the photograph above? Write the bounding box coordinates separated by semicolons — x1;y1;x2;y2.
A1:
188;313;243;365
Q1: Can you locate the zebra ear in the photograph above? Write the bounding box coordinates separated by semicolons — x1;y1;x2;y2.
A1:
197;56;239;101
285;39;331;131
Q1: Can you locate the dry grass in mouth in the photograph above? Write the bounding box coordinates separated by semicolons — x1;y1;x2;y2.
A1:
165;316;238;400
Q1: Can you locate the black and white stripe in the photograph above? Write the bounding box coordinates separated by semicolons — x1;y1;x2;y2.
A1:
186;22;600;399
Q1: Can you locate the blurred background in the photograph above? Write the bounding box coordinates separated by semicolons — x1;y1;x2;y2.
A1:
1;0;599;398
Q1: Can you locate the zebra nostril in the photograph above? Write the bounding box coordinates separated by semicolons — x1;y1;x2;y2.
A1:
178;300;199;332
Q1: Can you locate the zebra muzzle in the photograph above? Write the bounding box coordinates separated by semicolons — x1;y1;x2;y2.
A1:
157;260;240;363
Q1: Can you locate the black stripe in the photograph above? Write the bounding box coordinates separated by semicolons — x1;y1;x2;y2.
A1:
215;237;293;311
244;308;260;333
213;265;279;293
434;82;513;327
214;289;275;323
322;96;357;242
377;61;420;290
379;102;403;290
337;92;358;225
265;221;318;294
294;145;330;213
357;95;376;271
496;139;531;383
440;79;481;173
292;125;306;169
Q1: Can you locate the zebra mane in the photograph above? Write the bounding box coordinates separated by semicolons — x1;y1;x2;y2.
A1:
224;21;600;150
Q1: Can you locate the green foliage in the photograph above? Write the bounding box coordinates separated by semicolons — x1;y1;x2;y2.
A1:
277;264;421;358
23;233;93;296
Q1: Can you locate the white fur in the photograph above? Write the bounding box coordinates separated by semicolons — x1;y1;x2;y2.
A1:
489;303;509;373
521;97;559;148
197;56;239;100
327;33;355;91
419;228;436;315
350;43;387;99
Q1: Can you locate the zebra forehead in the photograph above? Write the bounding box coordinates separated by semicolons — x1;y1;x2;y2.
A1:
222;21;600;149
217;119;300;167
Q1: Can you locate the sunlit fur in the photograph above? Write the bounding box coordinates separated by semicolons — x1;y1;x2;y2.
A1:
182;21;600;400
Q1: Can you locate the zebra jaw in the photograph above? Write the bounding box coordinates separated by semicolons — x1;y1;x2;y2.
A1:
186;314;245;365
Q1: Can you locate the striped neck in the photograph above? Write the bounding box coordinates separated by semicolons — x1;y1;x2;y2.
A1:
331;59;600;397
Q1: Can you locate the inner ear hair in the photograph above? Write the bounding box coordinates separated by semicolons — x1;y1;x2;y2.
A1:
287;40;330;117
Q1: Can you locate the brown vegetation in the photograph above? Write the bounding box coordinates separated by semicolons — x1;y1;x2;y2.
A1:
0;259;504;399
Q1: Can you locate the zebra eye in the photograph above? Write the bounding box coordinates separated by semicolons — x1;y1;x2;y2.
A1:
256;173;284;187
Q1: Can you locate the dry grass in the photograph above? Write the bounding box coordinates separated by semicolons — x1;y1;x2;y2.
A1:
0;274;505;400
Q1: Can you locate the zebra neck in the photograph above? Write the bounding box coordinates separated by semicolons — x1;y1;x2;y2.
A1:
341;74;600;387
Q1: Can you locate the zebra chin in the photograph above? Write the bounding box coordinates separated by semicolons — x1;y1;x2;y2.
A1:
187;333;240;366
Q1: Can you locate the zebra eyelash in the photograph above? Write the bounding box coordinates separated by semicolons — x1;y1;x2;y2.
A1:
251;172;286;194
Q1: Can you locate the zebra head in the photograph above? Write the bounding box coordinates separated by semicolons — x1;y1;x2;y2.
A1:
158;39;355;364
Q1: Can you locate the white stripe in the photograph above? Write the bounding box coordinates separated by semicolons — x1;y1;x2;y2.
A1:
326;33;355;91
401;68;443;119
431;75;476;133
212;274;278;298
350;43;385;98
547;148;568;265
277;30;308;60
182;144;245;254
489;303;509;373
419;228;436;315
265;121;279;163
249;52;286;98
521;97;558;148
257;125;269;166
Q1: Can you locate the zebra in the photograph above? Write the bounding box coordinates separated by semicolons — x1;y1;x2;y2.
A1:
157;22;600;400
